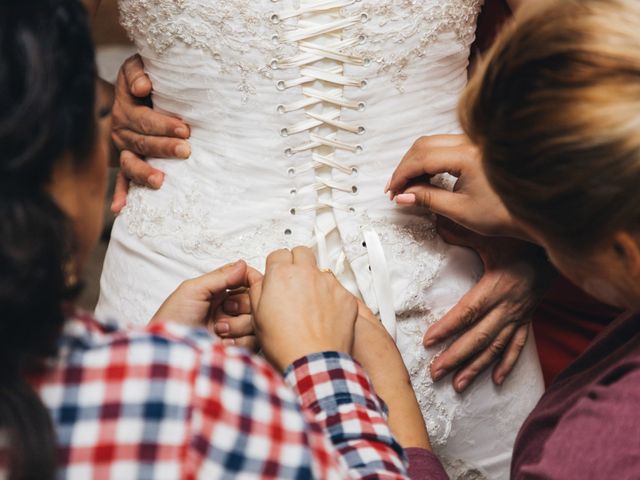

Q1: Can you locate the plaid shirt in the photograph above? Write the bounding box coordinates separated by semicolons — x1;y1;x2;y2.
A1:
30;311;409;479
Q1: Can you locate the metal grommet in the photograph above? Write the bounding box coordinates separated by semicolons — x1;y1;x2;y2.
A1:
284;228;292;236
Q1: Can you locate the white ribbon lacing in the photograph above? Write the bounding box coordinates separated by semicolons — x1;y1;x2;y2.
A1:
273;0;397;339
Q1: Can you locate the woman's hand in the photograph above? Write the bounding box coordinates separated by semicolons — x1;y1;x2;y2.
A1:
248;247;358;372
386;134;530;240
352;302;431;450
151;260;259;352
110;55;192;213
426;218;555;391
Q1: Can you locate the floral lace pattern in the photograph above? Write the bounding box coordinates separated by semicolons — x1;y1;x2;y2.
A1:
343;212;443;312
122;186;298;266
346;0;484;90
119;0;483;100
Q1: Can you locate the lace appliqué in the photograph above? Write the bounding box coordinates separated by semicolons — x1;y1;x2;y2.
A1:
118;0;296;103
343;212;443;312
119;0;482;99
122;186;297;266
345;0;483;90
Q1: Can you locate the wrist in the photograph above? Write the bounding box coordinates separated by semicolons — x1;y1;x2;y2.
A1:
269;343;352;372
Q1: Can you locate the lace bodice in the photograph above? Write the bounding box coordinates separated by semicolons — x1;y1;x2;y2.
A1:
120;0;483;101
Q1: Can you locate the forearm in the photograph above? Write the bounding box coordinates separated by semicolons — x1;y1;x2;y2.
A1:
285;352;410;479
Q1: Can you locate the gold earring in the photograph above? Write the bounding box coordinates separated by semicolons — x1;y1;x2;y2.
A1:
63;257;79;290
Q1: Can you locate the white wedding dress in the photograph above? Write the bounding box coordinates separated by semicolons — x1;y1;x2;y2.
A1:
97;1;544;478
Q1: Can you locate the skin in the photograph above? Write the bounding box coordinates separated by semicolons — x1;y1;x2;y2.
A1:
387;135;553;390
523;227;640;313
103;14;540;391
50;80;430;452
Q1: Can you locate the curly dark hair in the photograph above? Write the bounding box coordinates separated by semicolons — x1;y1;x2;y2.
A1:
0;0;96;478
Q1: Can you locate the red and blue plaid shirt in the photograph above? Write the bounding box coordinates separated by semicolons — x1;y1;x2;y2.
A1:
30;311;409;479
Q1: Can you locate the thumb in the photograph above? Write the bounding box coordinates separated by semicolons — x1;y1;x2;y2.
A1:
399;183;460;218
195;261;248;299
246;267;264;312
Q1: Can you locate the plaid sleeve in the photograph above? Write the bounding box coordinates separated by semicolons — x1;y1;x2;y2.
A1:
284;351;409;478
187;344;365;479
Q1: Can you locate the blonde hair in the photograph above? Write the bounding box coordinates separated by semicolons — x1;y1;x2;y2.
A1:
461;0;640;253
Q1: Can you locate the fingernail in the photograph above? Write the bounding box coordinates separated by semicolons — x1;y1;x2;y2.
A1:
456;377;469;392
175;142;191;159
432;369;445;381
396;193;416;206
495;374;505;386
222;339;235;346
214;323;230;335
384;180;390;193
424;336;438;348
175;127;190;138
148;173;163;189
133;78;147;95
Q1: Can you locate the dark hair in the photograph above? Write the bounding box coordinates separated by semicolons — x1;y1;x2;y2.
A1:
0;0;96;478
460;0;640;255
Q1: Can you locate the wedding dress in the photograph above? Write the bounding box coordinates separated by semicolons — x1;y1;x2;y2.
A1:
97;1;544;478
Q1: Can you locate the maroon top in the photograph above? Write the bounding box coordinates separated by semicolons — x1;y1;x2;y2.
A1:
512;312;640;478
408;312;640;479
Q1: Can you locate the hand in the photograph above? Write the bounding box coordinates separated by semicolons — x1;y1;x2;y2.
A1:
425;218;555;392
248;247;358;372
386;134;528;240
151;261;259;352
352;302;430;450
110;54;192;213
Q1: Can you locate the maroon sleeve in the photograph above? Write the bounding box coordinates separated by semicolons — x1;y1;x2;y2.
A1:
514;366;640;479
405;448;448;480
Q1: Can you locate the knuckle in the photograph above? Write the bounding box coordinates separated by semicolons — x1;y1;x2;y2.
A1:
459;306;480;329
512;332;528;350
134;136;148;156
473;330;492;350
139;115;154;135
419;189;433;209
111;132;124;151
489;338;507;356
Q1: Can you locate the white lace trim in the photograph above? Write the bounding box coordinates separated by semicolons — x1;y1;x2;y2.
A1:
119;0;483;101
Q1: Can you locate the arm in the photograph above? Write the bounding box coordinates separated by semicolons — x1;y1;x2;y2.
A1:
151;253;411;477
513;366;640;479
285;352;411;478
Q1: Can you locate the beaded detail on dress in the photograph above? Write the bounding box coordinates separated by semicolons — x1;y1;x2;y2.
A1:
119;0;483;101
